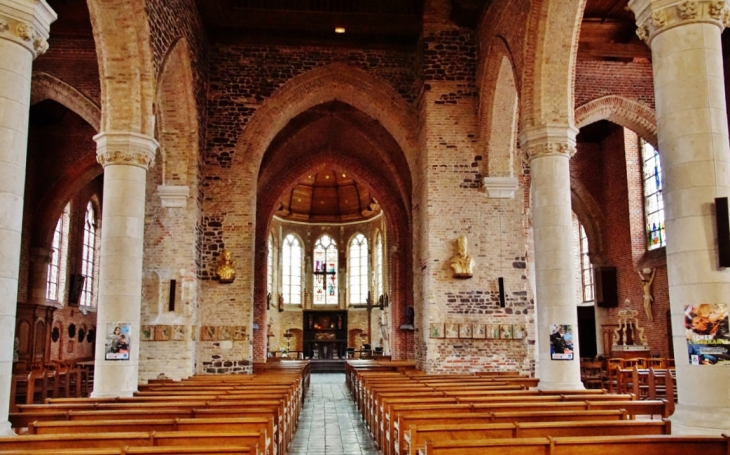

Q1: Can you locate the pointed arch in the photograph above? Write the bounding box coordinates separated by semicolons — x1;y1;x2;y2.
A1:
87;0;155;134
31;73;101;132
570;178;607;266
575;96;657;148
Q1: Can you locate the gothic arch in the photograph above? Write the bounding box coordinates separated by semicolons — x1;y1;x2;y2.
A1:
86;0;155;134
570;178;607;266
575;95;658;148
31;73;101;132
234;63;419;177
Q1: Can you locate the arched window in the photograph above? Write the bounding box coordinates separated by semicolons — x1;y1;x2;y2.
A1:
313;235;338;305
375;232;383;298
642;140;665;249
579;223;594;303
47;203;70;301
282;234;302;304
267;234;274;296
80;201;97;307
349;234;368;304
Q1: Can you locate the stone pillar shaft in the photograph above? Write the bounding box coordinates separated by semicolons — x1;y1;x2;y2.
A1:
629;0;730;434
29;247;52;304
92;132;157;398
522;127;584;390
0;0;54;434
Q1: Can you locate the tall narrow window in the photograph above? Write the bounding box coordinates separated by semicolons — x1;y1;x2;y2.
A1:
282;234;302;304
375;232;383;299
349;234;368;304
80;201;97;307
313;235;338;305
47;203;70;301
267;234;274;296
642;140;666;249
579;223;594;303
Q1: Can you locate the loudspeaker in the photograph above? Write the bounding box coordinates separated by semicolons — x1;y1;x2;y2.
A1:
498;277;505;307
595;267;618;308
716;197;730;267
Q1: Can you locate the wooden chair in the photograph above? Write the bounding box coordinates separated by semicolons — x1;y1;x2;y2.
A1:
580;361;603;389
646;358;666;369
623;358;646;369
603;364;621;394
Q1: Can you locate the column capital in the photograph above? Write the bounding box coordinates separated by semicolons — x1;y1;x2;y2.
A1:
519;124;578;162
94;131;159;170
0;0;56;58
628;0;730;45
29;246;52;263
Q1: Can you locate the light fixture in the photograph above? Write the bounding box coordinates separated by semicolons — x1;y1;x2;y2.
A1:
335;27;346;34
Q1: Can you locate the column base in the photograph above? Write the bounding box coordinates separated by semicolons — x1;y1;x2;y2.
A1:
670;403;730;434
536;380;586;391
0;421;16;437
90;389;137;399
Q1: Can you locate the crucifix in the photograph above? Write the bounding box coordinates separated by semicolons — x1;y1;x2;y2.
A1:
313;261;336;302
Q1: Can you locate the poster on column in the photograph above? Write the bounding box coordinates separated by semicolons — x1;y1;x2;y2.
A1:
685;304;730;365
105;323;131;361
549;324;574;360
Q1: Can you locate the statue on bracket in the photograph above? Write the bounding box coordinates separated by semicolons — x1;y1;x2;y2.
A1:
216;249;236;283
449;234;475;278
638;268;656;322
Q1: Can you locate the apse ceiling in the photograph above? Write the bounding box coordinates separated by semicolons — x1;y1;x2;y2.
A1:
275;170;382;223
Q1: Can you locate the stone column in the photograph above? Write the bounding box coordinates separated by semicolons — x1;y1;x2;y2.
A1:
520;126;584;390
28;247;52;304
92;132;158;398
628;0;730;434
0;0;55;435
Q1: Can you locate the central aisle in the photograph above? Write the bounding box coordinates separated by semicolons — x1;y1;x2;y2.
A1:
290;373;381;455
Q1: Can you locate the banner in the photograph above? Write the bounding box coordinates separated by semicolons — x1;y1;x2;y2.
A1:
549;324;574;360
685;304;730;365
105;323;131;361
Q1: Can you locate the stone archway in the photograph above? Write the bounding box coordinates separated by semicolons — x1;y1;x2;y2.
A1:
31;73;101;132
575;95;657;147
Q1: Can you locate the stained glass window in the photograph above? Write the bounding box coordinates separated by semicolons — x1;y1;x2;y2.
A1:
282;234;302;304
375;232;383;299
313;235;338;305
47;203;70;301
642;140;666;249
267;234;274;296
80;202;96;307
349;234;368;304
579;223;594;303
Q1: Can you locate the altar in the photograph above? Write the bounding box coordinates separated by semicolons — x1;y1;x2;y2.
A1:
303;310;347;360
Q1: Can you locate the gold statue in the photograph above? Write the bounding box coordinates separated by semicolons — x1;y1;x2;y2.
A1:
449;235;474;278
216;249;236;283
638;268;656;322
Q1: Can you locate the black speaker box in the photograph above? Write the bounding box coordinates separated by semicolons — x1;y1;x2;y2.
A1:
498;277;505;307
716;197;730;267
595;267;618;308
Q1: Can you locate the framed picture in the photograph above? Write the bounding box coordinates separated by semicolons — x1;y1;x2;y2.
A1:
140;325;154;341
549;324;574;360
219;326;232;341
233;326;247;340
172;325;186;341
445;322;459;339
513;324;526;340
155;325;171;341
473;324;486;339
429;323;444;339
201;326;217;341
459;323;473;339
500;324;513;339
487;324;500;339
105;323;131;361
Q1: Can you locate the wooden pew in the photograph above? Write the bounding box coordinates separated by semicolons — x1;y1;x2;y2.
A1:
406;419;670;455
0;447;257;455
422;435;730;455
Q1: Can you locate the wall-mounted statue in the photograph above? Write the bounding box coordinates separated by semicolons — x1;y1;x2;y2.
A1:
216;249;236;283
449;234;474;278
638;268;656;322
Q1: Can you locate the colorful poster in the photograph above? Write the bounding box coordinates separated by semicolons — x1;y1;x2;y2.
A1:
105;323;131;361
549;324;574;360
685;303;730;365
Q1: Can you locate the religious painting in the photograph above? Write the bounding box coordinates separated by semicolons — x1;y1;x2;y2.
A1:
313;235;338;305
445;322;459;339
155;325;171;341
200;326;217;341
685;303;730;365
500;324;513;339
219;326;233;341
105;323;131;361
140;325;154;341
487;324;500;339
233;326;247;341
429;323;444;339
172;325;186;341
512;324;526;340
459;323;473;339
549;324;574;360
473;324;486;339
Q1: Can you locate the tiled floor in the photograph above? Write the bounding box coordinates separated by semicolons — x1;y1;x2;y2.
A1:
289;373;381;455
